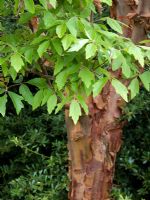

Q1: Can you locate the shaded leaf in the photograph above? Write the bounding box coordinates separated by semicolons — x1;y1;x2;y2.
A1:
0;94;7;116
139;71;150;91
79;67;94;88
41;88;52;106
37;41;50;57
54;58;64;75
8;92;24;114
128;78;139;99
93;77;108;97
27;78;47;88
32;90;43;110
19;84;33;105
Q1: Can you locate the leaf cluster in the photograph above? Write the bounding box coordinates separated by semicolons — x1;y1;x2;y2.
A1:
0;0;150;123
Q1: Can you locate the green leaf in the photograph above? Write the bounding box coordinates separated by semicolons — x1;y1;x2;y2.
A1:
79;67;94;88
107;18;122;34
55;70;68;90
111;79;128;102
47;94;57;114
101;0;112;6
49;0;57;8
19;84;33;105
93;77;108;97
24;0;35;14
85;43;97;59
52;38;63;55
39;0;48;9
139;71;150;91
41;88;52;106
43;11;56;28
66;17;77;37
112;50;123;71
112;57;122;71
69;100;82;124
77;95;88;115
24;48;34;64
54;58;64;75
128;78;139;99
27;78;47;88
56;24;66;38
8;92;24;114
61;34;74;51
121;60;131;78
32;90;43;110
128;46;144;67
0;94;7;116
9;67;17;80
55;96;71;114
37;41;50;57
10;53;24;72
68;39;89;52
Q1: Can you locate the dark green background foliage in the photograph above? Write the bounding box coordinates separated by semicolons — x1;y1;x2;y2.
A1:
113;90;150;200
0;106;68;200
0;90;150;200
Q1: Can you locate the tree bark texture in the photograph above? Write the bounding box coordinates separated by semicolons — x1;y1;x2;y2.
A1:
65;1;150;200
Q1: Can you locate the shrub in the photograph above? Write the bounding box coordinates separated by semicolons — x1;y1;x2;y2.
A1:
0;107;68;200
113;91;150;200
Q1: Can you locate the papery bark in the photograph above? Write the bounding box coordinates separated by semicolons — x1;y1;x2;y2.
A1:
66;1;150;200
65;80;124;200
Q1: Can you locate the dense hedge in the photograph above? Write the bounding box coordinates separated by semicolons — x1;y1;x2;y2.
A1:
0;107;68;200
113;91;150;200
0;91;150;200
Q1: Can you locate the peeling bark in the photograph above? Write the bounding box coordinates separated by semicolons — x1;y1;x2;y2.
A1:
66;81;124;200
66;1;150;200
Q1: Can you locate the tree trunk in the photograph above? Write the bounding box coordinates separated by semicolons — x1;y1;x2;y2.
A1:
65;1;150;199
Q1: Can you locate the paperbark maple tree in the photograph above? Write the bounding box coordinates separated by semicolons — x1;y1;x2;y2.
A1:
65;1;150;199
0;0;150;200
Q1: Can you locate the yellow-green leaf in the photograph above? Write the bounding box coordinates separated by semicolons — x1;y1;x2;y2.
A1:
69;100;81;124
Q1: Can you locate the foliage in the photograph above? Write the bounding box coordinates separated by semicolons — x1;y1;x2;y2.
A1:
0;0;150;124
112;90;150;200
0;90;149;199
0;106;68;200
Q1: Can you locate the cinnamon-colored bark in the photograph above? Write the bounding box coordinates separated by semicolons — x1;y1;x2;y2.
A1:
65;81;124;200
66;1;150;200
